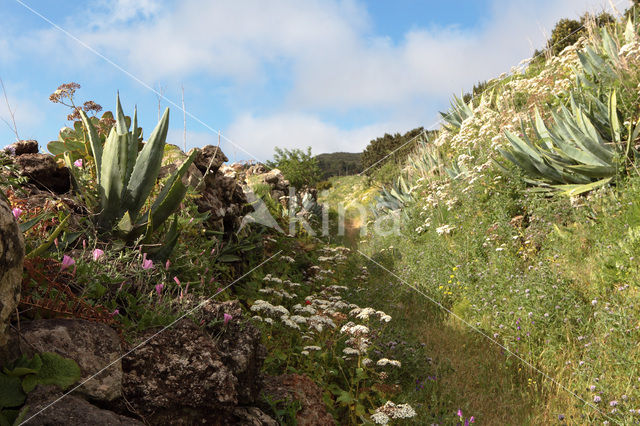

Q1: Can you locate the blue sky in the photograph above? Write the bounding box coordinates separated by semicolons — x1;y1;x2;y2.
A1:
0;0;627;161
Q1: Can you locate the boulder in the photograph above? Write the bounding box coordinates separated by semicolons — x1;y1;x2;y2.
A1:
23;385;143;426
262;374;335;426
194;145;228;175
229;407;277;425
4;140;39;156
158;144;203;188
14;154;70;194
0;195;24;346
15;319;123;402
121;319;238;422
201;300;267;404
196;171;248;233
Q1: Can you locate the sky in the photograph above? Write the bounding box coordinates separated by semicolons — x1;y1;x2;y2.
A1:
0;0;630;162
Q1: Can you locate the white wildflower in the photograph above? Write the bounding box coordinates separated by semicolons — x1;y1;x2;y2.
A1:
377;358;402;368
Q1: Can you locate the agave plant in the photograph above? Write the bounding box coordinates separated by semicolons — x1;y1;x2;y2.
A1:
372;175;415;217
406;137;443;180
440;93;474;131
499;91;639;195
575;26;620;88
73;94;196;247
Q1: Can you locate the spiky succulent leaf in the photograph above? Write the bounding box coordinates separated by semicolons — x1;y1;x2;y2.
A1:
123;107;169;222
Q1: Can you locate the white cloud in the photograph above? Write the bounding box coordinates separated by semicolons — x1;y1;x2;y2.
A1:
227;112;411;160
0;90;44;141
2;0;631;156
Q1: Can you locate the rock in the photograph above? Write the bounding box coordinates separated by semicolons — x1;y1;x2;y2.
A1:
230;407;277;425
263;374;335;426
189;147;249;234
14;154;70;194
158;144;203;188
23;385;143;426
201;300;267;404
4;140;39;156
16;319;122;402
0;196;24;346
194;145;228;175
246;164;267;176
122;319;238;422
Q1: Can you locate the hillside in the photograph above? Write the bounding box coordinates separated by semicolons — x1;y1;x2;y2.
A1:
3;5;640;426
318;11;640;424
315;152;363;179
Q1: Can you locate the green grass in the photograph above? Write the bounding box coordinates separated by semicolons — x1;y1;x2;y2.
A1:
332;168;640;424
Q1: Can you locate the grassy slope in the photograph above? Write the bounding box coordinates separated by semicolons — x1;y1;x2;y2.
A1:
320;17;640;425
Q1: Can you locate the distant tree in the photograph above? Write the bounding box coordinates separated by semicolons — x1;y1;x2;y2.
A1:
547;18;583;56
315;152;362;178
266;146;321;188
361;127;430;175
545;12;616;57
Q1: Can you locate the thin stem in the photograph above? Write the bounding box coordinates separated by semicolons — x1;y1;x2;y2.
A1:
0;77;20;141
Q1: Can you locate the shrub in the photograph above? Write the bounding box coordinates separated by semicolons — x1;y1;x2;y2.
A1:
266;146;321;188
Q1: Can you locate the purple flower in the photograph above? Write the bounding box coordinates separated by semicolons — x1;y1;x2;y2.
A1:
594;395;601;403
61;255;75;270
155;283;164;296
73;158;83;168
141;253;153;269
223;313;232;325
92;249;104;261
610;400;618;407
12;208;23;219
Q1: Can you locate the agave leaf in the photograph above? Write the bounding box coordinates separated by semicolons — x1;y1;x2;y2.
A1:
146;149;196;230
98;127;124;228
79;110;103;181
626;16;636;43
600;27;619;62
566;164;616;178
123;107;170;222
115;93;129;135
555;177;612;196
608;90;621;144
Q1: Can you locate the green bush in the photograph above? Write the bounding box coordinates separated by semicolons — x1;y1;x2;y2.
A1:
266;146;321;188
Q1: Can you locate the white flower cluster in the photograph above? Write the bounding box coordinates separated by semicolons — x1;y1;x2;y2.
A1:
349;307;392;322
250;300;290;317
376;358;402;368
371;401;417;424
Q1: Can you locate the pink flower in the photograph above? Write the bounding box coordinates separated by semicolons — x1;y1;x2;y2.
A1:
110;308;120;316
155;283;164;296
92;249;104;261
141;253;153;269
223;313;232;325
174;276;181;285
82;239;86;250
73;158;83;168
54;238;59;249
165;259;171;270
457;409;463;418
12;208;22;219
61;255;75;270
